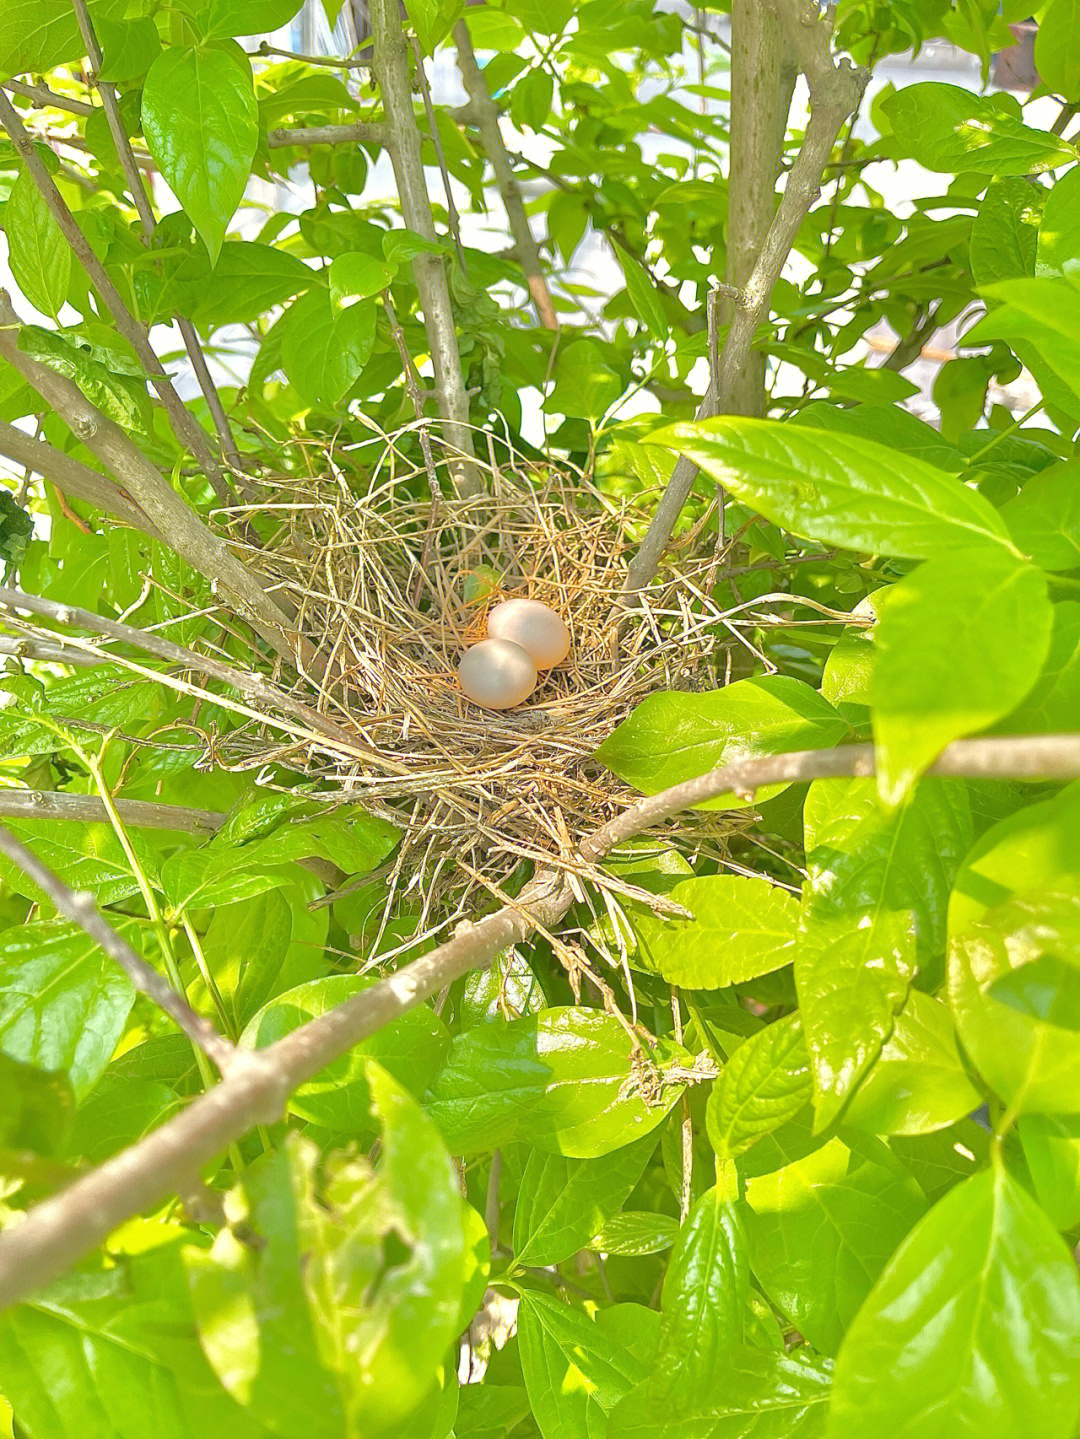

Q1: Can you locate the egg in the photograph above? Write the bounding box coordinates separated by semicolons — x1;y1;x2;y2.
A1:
458;638;538;710
487;598;570;669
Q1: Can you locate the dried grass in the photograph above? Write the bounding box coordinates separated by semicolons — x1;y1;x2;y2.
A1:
217;428;747;955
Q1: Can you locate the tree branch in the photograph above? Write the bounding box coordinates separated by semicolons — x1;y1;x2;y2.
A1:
453;23;558;331
623;0;866;598
0;90;232;503
267;121;387;148
0;826;234;1070
0;789;222;832
3;79;93;117
0;419;161;537
0;296;302;667
0;730;1077;1309
368;0;479;496
0;585;366;760
723;0;796;416
70;0;244;476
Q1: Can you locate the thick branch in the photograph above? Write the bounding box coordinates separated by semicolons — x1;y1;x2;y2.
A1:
0;827;234;1070
368;0;478;495
624;1;866;598
0;789;221;832
0;419;160;537
0;91;231;503
0;298;301;666
267;121;387;148
453;23;558;330
3;80;93;117
1;730;1077;1309
724;0;796;416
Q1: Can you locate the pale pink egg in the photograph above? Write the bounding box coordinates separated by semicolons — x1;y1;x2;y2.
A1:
458;638;537;710
487;598;570;669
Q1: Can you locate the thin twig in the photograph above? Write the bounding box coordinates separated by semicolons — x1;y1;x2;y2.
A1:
267;121;386;148
382;289;441;495
411;36;466;270
1;731;1078;1308
0;826;235;1071
0;91;232;504
0;294;302;667
70;0;245;477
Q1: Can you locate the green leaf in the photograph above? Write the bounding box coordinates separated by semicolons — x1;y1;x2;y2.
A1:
0;1246;273;1439
842;990;983;1137
241;974;450;1133
201;0;305;37
406;0;466;55
871;550;1052;803
201;888;293;1029
613;241;669;337
186;1072;466;1438
517;1291;639;1439
512;1135;656;1267
827;1168;1080;1439
587;1211;680;1256
743;1137;927;1356
950;890;1080;1113
0;490;33;569
159;847;293;911
1002;461;1080;570
1037;166;1080;281
0;817;158;905
19;327;152;438
606;1348;833;1439
797;777;973;1125
424;1007;689;1157
142;44;259;263
277;286;377;406
881;83;1075;174
631;874;799;988
97;16;161;82
649;418;1014;560
653;1188;747;1396
0;921;136;1098
180;241;317;328
1018;1113;1080;1229
706;1013;813;1160
0;1052;73;1157
67;1073;180;1164
595;674;848;805
967;276;1080;406
5;168;71;320
988;901;1080;1029
329;251;397;307
1036;0;1080;103
548;340;623;420
969;175;1040;287
949;780;1080;937
998;602;1080;734
0;0;125;80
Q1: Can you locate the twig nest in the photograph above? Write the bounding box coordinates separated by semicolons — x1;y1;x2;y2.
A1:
487;598;571;669
458;638;538;710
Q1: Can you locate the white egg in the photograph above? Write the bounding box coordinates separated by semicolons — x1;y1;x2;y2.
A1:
458;638;538;710
487;598;570;669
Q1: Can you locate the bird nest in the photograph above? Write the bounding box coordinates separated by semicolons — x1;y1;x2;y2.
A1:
225;436;743;953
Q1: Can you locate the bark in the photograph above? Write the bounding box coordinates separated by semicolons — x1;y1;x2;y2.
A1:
724;0;796;417
368;0;479;495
